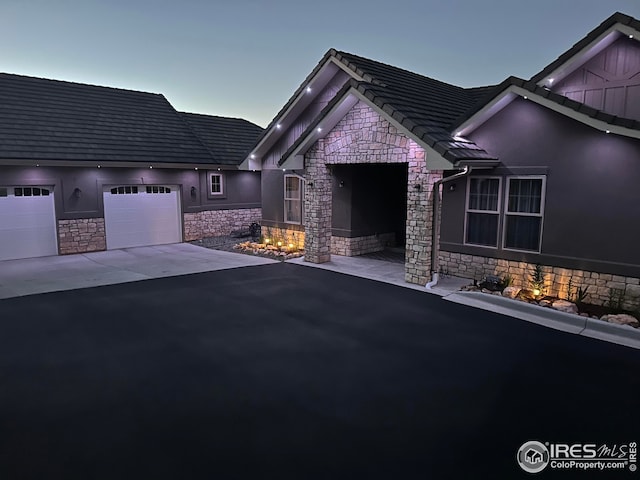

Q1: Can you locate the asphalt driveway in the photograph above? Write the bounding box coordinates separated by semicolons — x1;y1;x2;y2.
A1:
0;263;638;479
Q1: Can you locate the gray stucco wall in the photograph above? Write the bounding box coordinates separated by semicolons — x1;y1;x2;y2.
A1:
440;97;640;277
0;165;260;220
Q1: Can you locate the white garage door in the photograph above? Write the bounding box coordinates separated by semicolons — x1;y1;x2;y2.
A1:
103;185;182;250
0;186;58;261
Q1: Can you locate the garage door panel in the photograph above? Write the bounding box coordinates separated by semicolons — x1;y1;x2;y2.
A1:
0;187;58;261
103;186;181;250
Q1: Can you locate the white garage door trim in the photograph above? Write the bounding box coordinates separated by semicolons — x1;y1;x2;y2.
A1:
0;186;58;261
103;185;182;250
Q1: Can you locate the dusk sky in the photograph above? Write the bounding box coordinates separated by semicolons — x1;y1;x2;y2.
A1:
2;1;640;128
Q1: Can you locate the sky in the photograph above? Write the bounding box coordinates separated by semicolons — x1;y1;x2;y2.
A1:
2;0;640;128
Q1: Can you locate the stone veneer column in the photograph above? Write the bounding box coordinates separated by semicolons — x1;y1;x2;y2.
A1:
405;155;442;285
304;139;332;263
302;101;442;284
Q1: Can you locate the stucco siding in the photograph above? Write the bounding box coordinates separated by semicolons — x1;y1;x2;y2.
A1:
440;97;640;278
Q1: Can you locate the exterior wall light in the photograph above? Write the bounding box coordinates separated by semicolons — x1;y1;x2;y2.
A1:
190;186;197;197
73;187;82;199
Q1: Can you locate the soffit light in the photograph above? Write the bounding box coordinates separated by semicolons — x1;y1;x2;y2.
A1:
276;123;282;129
306;86;312;93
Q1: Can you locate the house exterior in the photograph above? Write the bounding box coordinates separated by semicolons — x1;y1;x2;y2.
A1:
243;12;640;309
0;73;262;261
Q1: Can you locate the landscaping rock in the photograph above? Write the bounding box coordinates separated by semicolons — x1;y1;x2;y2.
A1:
551;299;579;314
502;286;521;298
601;314;640;328
538;299;552;307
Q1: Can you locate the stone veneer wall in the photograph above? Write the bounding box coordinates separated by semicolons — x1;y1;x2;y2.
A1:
304;101;441;285
58;218;106;254
439;251;640;310
260;225;305;250
331;233;395;256
184;208;261;242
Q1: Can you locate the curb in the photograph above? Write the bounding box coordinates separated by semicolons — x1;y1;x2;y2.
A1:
444;291;640;350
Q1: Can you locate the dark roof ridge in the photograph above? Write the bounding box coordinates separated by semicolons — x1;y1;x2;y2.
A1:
333;49;472;91
180;111;261;126
0;71;163;97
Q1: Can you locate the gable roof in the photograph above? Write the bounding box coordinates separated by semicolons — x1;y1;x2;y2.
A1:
452;76;640;138
531;12;640;85
180;113;263;165
251;11;640;171
454;12;640;139
279;78;499;169
0;72;262;167
248;48;499;170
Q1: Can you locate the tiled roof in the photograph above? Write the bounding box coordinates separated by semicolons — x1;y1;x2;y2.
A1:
277;50;498;166
181;113;263;165
0;73;216;164
531;12;640;84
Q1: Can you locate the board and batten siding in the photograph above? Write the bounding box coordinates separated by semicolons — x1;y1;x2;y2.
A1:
554;36;640;121
262;70;350;170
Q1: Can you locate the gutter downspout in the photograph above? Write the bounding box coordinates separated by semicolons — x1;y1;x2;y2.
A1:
425;166;471;289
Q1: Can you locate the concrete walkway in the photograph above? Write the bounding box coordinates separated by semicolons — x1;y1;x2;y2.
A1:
0;243;276;299
286;254;470;294
2;246;638;350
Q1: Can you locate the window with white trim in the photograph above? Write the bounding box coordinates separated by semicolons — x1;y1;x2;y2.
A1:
465;177;501;247
503;177;545;252
209;173;224;195
284;175;304;224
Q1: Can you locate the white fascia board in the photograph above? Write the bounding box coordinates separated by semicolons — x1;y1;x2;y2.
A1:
280;92;359;168
281;87;457;171
327;56;366;81
537;25;639;87
243;57;361;170
455;91;518;137
347;90;456;170
457;85;640;140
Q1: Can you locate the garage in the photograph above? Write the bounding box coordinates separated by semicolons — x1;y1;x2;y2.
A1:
103;185;182;250
0;186;58;261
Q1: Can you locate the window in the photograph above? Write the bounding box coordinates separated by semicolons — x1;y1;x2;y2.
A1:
284;175;304;224
110;186;139;195
503;177;545;252
209;173;224;195
465;177;501;247
145;186;170;194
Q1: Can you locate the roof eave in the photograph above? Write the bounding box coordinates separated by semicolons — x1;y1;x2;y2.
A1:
455;84;640;140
